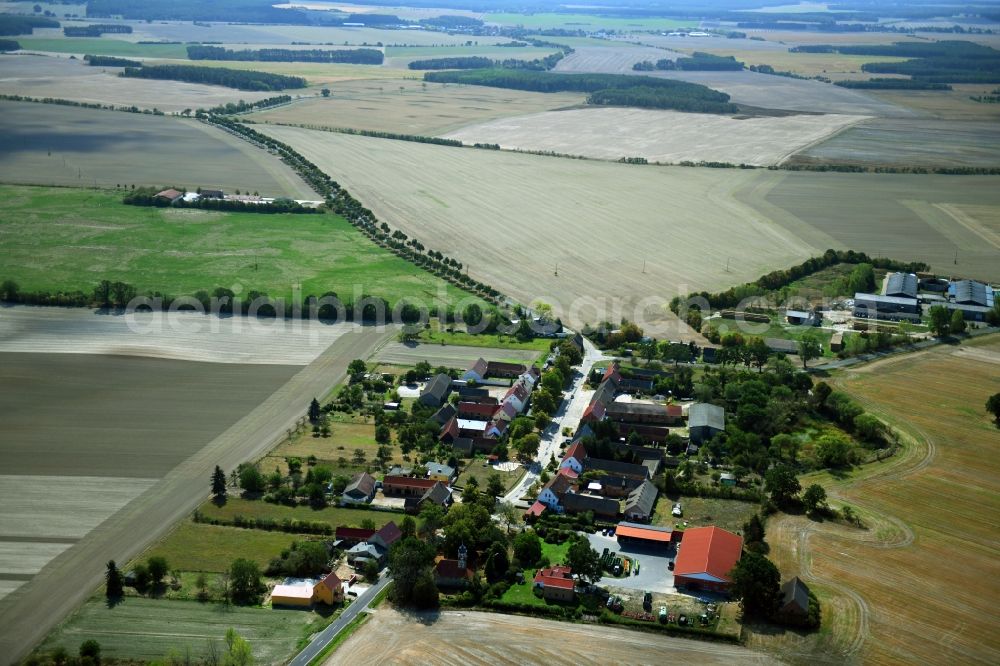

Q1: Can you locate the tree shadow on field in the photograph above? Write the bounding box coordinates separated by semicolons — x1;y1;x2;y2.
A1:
105;594;124;609
212;494;228;508
398;608;441;626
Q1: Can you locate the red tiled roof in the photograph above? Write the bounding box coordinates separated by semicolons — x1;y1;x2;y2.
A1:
316;571;342;591
525;500;547;517
374;521;402;547
155;188;183;199
563;441;587;463
558;467;578;479
581;401;606;422
616;523;672;543
534;565;574;590
383;475;437;489
673;526;743;582
459;402;498;418
435;558;472;580
336;527;375;541
667;404;683;418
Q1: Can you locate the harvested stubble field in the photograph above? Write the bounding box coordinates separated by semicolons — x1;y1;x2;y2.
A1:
329;607;778;664
0;55;287;112
248;78;585;135
0;352;299;478
554;47;914;116
0;102;314;196
38;597;313;664
0;185;474;307
869;85;1000;121
257;126;1000;331
759;336;1000;665
444;107;866;166
793;118;1000;168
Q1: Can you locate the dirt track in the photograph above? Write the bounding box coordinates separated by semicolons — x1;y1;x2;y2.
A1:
330;608;779;665
0;325;397;662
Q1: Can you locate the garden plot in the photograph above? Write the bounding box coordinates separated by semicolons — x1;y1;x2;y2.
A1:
444;107;866;166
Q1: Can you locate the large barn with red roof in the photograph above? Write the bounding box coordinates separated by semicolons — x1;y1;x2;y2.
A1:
673;526;743;594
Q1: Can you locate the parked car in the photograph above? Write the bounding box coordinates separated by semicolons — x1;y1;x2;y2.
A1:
671;503;683;517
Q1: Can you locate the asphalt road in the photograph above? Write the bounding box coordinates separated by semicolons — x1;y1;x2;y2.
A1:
290;574;392;666
502;337;605;505
0;324;397;663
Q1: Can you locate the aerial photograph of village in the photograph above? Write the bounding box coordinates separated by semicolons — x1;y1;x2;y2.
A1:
0;0;998;664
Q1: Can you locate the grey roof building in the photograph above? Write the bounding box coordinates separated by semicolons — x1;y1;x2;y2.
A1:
431;403;457;426
623;480;658;522
419;373;453;407
780;577;811;618
885;272;918;298
342;472;376;504
689;403;725;445
951;279;991;307
561;492;619;519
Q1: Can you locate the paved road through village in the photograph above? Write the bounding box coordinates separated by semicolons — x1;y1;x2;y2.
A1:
0;324;398;662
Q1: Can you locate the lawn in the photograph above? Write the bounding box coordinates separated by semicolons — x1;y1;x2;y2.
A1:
419;326;555;354
455;460;526;494
35;597;312;664
17;37;189;58
259;418;408;478
651;497;760;534
541;538;572;566
197;497;400;530
138;521;312;572
0;185;475;308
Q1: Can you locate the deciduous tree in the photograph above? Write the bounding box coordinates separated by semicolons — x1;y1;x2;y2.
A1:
730;551;781;619
229;559;264;605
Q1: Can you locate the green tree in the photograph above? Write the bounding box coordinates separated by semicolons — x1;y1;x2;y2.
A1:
93;279;112;308
853;413;886;444
147;556;169;586
0;279;19;302
463;303;483;327
485;473;505;499
950;309;966;334
730;552;782;618
411;571;440;609
229;559;264;605
79;639;101;663
566;538;602;584
746;337;771;372
238;465;265;493
418;502;445;539
764;464;801;506
797;330;822;370
105;560;123;600
802;484;828;516
388;536;437;606
308;398;321;423
224;628;253;666
400;515;417;539
987;393;1000;426
484;540;510;583
513;532;542;566
212;465;227;500
347;358;367;379
742;514;766;554
321;87;330;97
815;433;852;468
928;305;951;337
514;433;540;460
375;424;391;445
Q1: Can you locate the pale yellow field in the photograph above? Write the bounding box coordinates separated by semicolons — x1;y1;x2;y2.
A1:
758;336;1000;665
256;127;1000;335
443;107;867;166
256;126;817;335
248;78;585;135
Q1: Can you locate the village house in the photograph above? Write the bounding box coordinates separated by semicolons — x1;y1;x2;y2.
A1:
434;544;472;589
154;188;184;204
345;521;403;568
335;526;375;546
404;481;453;514
425;462;456;484
382;475;438;498
341;471;376;505
562;492;619;520
623;480;658;522
533;565;575;602
313;571;344;606
538;473;575;510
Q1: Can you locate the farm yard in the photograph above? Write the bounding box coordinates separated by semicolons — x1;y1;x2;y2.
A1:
0;102;314;196
0;185;474;308
0;55;288;112
443;107;866;166
38;597;313;664
256;126;1000;331
330;608;777;664
247;78;586;135
758;335;1000;665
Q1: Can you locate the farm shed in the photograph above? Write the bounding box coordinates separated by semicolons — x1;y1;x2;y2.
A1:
616;521;673;548
688;403;725;445
271;583;313;608
419;373;453;407
673;526;743;594
765;338;799;355
884;272;918;298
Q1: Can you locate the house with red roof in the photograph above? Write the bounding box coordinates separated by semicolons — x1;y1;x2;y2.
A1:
524;500;547;521
457;401;499;420
533;565;575;601
312;571;344;605
538;473;575;511
371;521;403;551
560;441;587;474
673;526;743;594
335;526;376;545
382;475;438;498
